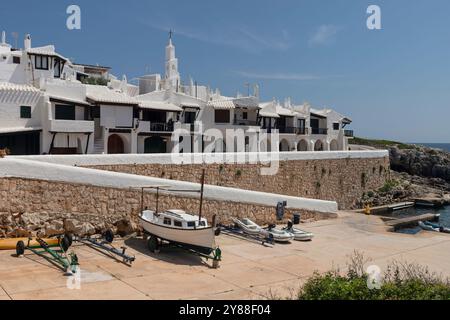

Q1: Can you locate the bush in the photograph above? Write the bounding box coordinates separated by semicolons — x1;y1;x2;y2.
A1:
297;251;450;300
378;180;399;193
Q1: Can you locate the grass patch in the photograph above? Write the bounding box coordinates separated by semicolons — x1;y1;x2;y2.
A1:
352;137;414;150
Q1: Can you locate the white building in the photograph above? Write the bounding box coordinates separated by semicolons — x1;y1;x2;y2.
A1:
0;31;353;155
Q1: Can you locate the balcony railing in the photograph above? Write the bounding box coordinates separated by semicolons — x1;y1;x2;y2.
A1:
49;119;94;133
344;130;354;137
149;122;174;132
311;128;328;135
233;119;259;126
137;120;175;132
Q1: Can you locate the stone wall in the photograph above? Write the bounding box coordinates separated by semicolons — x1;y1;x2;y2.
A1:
86;156;390;209
0;177;334;238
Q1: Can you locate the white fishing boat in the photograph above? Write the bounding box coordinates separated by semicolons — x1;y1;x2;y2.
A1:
283;221;314;241
139;209;218;254
137;170;221;257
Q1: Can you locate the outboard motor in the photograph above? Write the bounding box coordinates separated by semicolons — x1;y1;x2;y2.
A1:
287;220;294;230
276;201;287;220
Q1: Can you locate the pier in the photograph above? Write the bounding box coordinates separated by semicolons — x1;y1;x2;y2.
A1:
385;213;440;231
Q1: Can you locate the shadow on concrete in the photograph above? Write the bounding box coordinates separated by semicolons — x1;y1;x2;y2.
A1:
124;237;210;268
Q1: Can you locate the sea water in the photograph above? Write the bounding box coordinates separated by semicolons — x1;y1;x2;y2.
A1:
391;205;450;234
412;143;450;152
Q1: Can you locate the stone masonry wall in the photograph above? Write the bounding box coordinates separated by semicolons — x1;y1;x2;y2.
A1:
86;157;390;209
0;177;335;238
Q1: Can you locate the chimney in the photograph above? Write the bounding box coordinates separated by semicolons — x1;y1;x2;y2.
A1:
24;34;31;50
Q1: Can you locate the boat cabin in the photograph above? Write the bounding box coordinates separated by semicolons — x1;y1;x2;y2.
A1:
143;209;209;229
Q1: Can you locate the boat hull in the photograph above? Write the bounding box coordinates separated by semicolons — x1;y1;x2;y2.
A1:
139;216;216;254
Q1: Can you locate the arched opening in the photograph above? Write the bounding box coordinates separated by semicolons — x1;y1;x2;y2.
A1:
297;140;308;152
314;140;324;151
279;139;290;152
330;139;339;151
213;139;226;153
144;136;167;154
108;134;124;154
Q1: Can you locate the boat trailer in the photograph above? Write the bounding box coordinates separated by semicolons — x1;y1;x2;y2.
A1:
143;231;222;269
74;230;135;265
219;224;274;246
16;235;79;274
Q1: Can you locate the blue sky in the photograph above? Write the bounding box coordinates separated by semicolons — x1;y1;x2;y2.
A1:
1;0;449;143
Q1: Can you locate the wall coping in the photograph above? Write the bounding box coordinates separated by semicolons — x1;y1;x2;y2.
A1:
0;158;338;214
14;150;389;167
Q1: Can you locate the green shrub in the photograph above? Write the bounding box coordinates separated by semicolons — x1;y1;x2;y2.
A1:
297;252;450;300
378;180;399;193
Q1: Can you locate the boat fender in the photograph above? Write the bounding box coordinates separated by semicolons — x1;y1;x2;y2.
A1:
214;228;221;236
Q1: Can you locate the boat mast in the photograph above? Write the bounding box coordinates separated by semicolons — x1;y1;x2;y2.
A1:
198;169;205;222
156;187;160;213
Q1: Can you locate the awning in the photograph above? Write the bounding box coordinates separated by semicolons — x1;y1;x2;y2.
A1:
49;95;92;107
0;127;42;134
276;106;297;117
207;99;235;110
259;110;280;118
310;112;327;119
26;48;68;61
180;102;201;109
86;85;138;106
139;101;182;112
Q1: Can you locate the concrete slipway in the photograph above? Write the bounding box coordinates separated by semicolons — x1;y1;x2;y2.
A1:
0;212;449;300
0;157;338;213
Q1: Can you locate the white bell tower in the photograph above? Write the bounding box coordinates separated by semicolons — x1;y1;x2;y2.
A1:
164;30;180;90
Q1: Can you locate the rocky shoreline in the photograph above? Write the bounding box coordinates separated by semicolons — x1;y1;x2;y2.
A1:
358;144;450;208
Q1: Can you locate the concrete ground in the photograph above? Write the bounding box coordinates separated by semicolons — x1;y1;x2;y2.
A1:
0;212;449;300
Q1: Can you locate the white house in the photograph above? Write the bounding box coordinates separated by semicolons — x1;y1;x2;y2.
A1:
0;31;353;155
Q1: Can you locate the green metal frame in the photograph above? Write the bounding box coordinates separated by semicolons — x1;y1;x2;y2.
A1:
26;238;79;274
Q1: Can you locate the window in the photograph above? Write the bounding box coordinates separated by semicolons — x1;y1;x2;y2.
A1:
55;104;75;120
215;110;230;124
54;59;61;78
333;123;340;130
242;112;248;120
163;217;172;225
13;56;20;64
198;221;206;227
34;55;49;70
20;106;31;119
187;221;195;228
184;111;196;124
174;220;182;227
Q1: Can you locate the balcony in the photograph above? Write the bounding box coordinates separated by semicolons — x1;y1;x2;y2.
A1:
233;119;259;126
49;119;94;133
138;121;175;133
311;128;328;135
344;130;354;137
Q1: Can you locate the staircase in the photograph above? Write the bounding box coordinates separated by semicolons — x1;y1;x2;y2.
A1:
92;137;105;154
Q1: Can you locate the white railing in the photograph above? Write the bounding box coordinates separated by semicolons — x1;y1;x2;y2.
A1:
50;119;95;133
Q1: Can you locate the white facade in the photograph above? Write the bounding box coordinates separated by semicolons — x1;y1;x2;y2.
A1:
0;32;353;155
